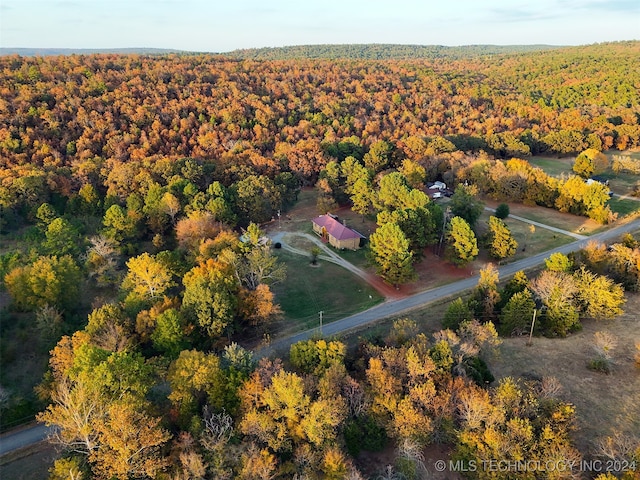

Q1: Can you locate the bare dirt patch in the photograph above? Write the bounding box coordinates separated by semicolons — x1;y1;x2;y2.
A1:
355;443;464;480
0;442;57;479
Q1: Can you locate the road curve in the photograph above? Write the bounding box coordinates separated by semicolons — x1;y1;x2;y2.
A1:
3;217;639;457
260;216;640;356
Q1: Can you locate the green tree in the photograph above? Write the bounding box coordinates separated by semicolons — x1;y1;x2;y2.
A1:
531;270;580;336
470;264;502;322
374;172;430;212
363;139;393;173
499;289;536;336
443;297;474;330
102;204;138;245
499;270;530;307
342;156;368;192
77;183;102;215
160;191;181;224
368;222;416;286
36;202;58;227
290;339;346;375
151;308;187;357
486;216;517;261
449;185;484;228
494;203;510;219
143;183;169;234
4;255;81;311
231;175;282;225
182;259;238;338
378;206;438;254
43;217;81;257
350;175;374;220
205;181;237;225
48;457;89;480
85;303;134;352
398;159;426;189
446;216;479;266
167;349;229;416
545;252;573;272
374;172;412;211
230;223;286;290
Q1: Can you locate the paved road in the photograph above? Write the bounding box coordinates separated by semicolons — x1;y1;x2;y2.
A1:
4;216;639;457
260;216;640;356
0;424;53;456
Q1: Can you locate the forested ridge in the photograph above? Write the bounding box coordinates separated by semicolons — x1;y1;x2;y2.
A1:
221;43;562;60
1;42;639;220
1;42;640;479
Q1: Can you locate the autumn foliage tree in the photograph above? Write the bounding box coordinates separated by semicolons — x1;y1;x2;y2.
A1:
573;148;609;178
446;216;479;266
486;216;518;261
5;255;81;311
122;252;175;301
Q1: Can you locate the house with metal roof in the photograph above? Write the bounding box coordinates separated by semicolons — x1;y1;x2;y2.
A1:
311;214;364;250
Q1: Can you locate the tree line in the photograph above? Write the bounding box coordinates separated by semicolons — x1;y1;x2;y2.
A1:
1;42;639;229
1;43;639;478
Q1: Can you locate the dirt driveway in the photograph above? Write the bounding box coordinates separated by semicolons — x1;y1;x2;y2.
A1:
269;230;405;299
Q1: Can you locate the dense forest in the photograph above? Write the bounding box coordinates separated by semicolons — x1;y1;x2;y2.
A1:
1;42;640;479
1;42;639;227
221;44;561;60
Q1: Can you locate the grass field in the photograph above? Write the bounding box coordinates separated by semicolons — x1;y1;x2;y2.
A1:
487;294;640;452
270;250;383;336
483;199;601;236
528;151;640;198
607;196;640;216
476;209;575;262
527;155;574;176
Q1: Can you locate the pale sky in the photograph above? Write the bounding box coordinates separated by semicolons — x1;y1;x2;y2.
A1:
0;0;638;52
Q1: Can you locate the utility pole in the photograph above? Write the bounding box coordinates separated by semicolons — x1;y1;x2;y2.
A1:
437;207;451;257
527;308;537;346
319;310;323;335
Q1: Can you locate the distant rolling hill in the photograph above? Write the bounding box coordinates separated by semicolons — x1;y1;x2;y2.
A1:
0;47;186;56
220;43;566;60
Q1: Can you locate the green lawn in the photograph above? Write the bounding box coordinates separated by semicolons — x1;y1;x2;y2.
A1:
477;210;575;262
527;156;574;177
270;250;383;336
607;196;640;216
333;246;371;269
528;152;640;197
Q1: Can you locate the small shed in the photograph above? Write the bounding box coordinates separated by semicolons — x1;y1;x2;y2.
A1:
312;214;364;250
